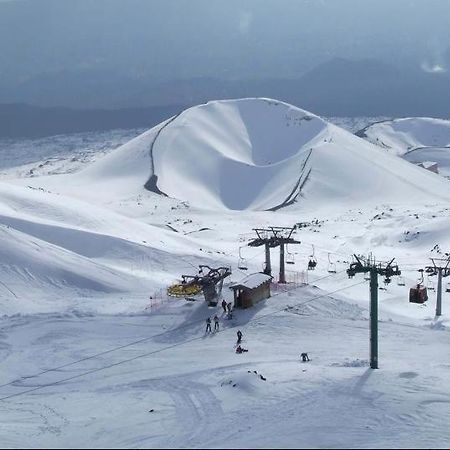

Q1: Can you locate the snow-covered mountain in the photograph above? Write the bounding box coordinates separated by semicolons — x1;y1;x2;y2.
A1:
2;99;450;448
358;117;450;155
56;98;450;212
357;117;450;178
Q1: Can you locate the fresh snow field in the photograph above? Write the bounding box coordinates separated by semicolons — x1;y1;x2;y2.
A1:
1;98;450;448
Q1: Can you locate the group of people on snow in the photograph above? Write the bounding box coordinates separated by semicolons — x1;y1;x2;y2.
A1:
221;299;233;319
205;300;309;361
205;315;220;333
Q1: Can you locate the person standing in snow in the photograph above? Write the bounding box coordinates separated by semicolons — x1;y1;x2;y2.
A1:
236;329;243;344
206;317;212;333
300;352;310;362
221;299;227;313
214;315;219;331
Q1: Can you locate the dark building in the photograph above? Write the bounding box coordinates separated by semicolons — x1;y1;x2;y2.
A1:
229;273;273;309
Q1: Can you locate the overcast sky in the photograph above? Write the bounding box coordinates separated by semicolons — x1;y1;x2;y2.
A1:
1;0;450;77
1;0;450;111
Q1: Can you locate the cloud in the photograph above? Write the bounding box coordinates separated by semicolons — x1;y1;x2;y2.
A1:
421;62;446;73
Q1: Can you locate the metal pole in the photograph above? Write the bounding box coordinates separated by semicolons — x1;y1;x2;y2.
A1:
279;243;286;283
436;268;443;317
264;243;272;276
370;267;379;369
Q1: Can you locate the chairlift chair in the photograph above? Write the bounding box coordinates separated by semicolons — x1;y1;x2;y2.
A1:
237;246;248;271
307;245;317;270
446;282;450;293
410;269;428;303
426;276;435;291
397;276;405;286
286;245;295;265
327;253;336;273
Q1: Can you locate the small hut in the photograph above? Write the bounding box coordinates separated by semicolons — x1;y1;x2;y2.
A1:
229;273;272;309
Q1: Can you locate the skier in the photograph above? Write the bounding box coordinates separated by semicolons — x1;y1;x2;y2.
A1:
227;302;233;313
300;352;310;362
236;329;243;344
214;315;219;331
236;345;248;354
221;299;227;313
205;317;212;333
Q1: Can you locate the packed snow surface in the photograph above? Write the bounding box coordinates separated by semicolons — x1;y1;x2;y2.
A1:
1;99;450;448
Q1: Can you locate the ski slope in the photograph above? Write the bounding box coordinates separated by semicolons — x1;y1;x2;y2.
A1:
0;99;450;448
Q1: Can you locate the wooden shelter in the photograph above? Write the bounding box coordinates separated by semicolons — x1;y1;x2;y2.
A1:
229;273;272;309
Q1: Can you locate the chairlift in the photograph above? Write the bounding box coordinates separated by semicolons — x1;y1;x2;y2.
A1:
426;276;435;291
397;276;405;286
364;272;370;281
409;269;428;303
238;246;248;271
327;253;336;273
286;245;295;265
446;282;450;293
307;244;317;270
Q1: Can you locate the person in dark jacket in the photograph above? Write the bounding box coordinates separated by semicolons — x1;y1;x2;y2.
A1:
221;299;227;313
300;352;310;362
236;330;243;344
205;317;212;333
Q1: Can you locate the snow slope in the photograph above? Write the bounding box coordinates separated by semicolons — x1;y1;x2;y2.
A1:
358;117;450;155
1;101;450;448
0;180;217;314
357;117;450;179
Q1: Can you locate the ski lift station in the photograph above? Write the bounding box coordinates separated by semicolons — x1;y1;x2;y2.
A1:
229;273;273;309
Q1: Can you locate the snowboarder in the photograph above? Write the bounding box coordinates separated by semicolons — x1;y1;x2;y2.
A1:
300;352;310;362
214;315;219;331
236;330;243;344
205;317;212;333
221;299;227;313
236;345;248;354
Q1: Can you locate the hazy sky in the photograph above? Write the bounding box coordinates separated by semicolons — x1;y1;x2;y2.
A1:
1;0;450;79
1;0;450;111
